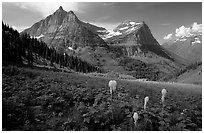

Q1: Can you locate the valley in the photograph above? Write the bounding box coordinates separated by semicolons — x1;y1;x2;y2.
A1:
20;7;189;81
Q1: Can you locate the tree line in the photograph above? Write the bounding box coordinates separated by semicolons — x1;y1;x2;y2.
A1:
162;61;202;81
175;61;202;77
2;22;101;73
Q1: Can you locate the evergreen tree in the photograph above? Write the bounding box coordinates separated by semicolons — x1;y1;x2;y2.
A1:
2;22;102;73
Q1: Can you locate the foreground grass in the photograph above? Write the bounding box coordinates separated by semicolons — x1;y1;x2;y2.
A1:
2;65;202;131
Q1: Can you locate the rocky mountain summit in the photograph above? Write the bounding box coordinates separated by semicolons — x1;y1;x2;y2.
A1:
102;20;177;62
22;6;107;53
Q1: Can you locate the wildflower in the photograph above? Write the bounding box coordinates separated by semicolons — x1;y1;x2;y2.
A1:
108;80;117;122
162;88;167;97
133;112;139;125
161;89;167;103
144;96;149;110
109;80;117;95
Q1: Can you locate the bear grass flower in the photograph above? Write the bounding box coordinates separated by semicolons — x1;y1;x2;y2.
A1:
161;88;167;112
108;80;117;124
144;96;149;111
109;80;117;95
161;89;167;103
133;112;139;129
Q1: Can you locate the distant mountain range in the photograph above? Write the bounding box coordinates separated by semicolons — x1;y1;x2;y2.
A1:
22;6;177;62
21;6;196;80
162;32;202;64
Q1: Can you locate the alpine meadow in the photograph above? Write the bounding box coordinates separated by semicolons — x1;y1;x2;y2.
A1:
2;2;202;131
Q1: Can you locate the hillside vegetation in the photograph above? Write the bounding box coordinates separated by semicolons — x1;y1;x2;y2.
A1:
2;65;202;131
172;62;202;84
165;61;202;84
2;22;101;73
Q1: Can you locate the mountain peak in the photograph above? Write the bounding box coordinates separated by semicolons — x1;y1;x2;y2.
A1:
22;7;107;51
68;10;75;15
54;6;66;15
59;6;63;10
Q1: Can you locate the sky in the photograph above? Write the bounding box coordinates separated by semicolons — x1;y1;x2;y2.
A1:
2;2;202;44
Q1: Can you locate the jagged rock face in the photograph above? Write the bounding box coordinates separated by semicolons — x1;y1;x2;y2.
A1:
81;22;107;36
23;6;67;36
106;21;174;61
124;45;144;57
22;6;107;53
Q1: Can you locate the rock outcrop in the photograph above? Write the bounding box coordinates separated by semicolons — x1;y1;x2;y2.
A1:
106;21;175;61
22;6;107;53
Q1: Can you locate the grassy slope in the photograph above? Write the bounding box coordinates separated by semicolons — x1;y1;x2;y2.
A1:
76;45;183;81
77;46;128;73
174;65;202;85
2;65;202;131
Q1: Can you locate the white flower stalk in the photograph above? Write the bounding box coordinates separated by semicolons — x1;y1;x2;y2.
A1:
108;80;117;123
161;89;167;113
144;96;149;110
161;89;167;103
162;89;167;97
133;112;139;126
110;88;113;95
161;96;165;103
109;80;117;95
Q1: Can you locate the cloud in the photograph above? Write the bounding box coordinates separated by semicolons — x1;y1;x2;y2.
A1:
14;2;79;17
175;22;202;38
163;33;173;40
163;22;202;41
175;26;192;38
191;22;202;33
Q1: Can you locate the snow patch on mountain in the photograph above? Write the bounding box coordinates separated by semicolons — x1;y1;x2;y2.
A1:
192;37;201;45
128;21;141;26
34;34;44;39
129;22;136;25
126;27;137;34
98;21;144;40
119;26;129;30
96;29;121;39
104;30;122;39
177;38;187;42
131;22;141;26
97;29;107;33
